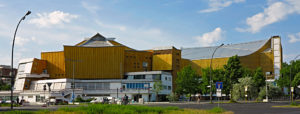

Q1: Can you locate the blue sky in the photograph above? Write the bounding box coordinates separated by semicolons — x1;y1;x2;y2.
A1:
0;0;300;66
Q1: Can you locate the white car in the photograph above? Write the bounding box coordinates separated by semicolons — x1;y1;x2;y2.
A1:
90;97;104;103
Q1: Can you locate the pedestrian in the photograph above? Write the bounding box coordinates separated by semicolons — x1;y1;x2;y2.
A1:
16;97;19;105
197;93;201;104
124;94;128;105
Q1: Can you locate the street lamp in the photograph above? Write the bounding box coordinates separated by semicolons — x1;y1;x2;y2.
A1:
65;58;82;104
209;43;224;103
290;54;300;103
11;11;31;110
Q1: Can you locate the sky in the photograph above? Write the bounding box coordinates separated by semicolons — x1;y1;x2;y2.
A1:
0;0;300;67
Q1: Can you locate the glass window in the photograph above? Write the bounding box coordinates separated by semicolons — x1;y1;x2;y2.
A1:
134;75;145;79
152;74;161;80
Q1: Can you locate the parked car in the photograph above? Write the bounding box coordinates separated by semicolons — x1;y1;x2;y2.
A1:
0;100;5;104
90;97;104;104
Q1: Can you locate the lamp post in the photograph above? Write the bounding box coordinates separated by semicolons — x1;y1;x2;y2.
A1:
209;44;224;103
11;11;31;110
65;59;82;104
290;54;300;103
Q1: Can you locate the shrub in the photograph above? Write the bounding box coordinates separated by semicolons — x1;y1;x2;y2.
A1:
290;102;298;106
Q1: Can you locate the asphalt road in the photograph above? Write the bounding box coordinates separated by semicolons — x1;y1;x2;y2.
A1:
145;102;300;114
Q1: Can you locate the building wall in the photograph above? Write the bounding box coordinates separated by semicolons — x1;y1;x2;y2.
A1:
31;59;47;75
64;46;125;79
124;51;152;72
152;54;173;70
151;47;180;91
240;38;273;74
41;51;66;78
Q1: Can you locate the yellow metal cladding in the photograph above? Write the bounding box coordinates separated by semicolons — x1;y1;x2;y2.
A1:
240;38;273;73
41;51;66;78
152;54;173;70
190;58;229;75
124;50;153;72
64;46;125;79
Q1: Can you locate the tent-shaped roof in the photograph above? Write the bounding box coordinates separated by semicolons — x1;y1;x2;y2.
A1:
181;38;270;60
78;33;114;47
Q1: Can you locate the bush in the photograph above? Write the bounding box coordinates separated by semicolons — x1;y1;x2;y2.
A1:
257;84;283;100
290;102;298;106
166;92;178;102
74;96;94;102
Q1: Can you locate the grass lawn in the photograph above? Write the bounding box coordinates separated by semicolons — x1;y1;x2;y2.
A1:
272;102;300;108
0;103;20;107
272;105;300;108
0;104;233;114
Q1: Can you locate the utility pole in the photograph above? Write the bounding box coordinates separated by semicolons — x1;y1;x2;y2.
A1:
65;58;82;104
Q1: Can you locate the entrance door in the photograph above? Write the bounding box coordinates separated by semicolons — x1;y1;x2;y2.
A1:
133;94;142;102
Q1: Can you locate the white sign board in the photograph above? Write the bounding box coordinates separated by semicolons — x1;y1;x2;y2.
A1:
216;89;222;97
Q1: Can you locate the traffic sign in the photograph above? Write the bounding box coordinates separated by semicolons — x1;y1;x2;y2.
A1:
216;89;222;97
216;82;223;89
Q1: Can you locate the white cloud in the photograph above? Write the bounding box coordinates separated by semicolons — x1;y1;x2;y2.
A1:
237;0;300;33
15;36;30;46
14;36;41;47
81;1;100;14
199;0;245;13
194;27;223;47
288;32;300;43
29;11;78;28
95;20;127;31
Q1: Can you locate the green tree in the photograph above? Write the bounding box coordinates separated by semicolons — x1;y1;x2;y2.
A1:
199;68;210;95
252;67;265;89
232;77;257;101
153;81;163;102
276;60;300;91
176;65;200;95
0;81;10;90
223;55;243;98
292;72;300;87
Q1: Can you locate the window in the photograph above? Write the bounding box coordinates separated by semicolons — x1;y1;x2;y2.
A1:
168;86;171;90
152;74;161;80
134;75;145;79
165;77;167;80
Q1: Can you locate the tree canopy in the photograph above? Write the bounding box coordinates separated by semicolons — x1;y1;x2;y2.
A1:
175;65;200;95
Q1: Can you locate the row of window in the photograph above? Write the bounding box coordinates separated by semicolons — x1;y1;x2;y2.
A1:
75;82;110;90
126;56;152;60
126;83;150;89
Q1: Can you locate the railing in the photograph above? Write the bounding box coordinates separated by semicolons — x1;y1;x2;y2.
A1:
266;74;275;80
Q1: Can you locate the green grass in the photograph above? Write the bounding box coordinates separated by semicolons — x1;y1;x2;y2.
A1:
0;103;20;107
208;107;226;113
290;102;298;106
0;104;233;114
